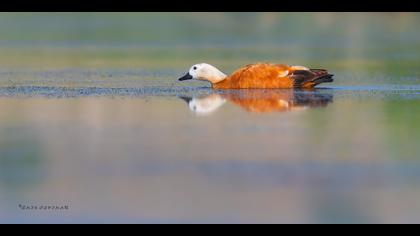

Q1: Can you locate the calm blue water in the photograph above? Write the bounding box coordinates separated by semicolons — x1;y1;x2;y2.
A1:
0;13;419;223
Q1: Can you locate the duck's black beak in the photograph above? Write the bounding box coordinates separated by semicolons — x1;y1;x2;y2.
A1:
179;96;192;104
178;73;193;81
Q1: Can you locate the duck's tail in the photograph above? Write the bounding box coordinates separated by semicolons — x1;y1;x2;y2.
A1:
291;69;334;88
308;69;334;87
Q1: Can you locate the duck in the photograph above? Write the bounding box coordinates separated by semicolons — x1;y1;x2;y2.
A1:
179;90;333;115
178;62;333;89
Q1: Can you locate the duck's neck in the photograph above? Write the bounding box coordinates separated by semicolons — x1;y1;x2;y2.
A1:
207;68;227;84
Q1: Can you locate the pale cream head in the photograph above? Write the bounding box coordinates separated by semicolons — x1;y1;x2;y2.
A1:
178;63;227;84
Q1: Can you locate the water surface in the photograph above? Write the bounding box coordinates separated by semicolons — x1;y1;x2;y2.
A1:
0;13;419;223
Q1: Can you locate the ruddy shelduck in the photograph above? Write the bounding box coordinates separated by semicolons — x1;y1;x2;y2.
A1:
178;63;333;89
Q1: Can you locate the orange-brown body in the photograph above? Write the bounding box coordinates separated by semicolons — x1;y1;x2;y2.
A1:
212;63;333;89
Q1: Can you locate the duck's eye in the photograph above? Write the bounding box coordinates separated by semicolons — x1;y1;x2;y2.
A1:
193;66;197;70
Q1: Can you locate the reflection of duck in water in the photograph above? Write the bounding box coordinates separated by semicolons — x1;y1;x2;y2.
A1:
180;90;333;115
178;63;333;89
179;94;226;116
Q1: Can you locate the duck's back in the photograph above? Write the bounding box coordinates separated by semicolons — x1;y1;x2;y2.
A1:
212;63;333;89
